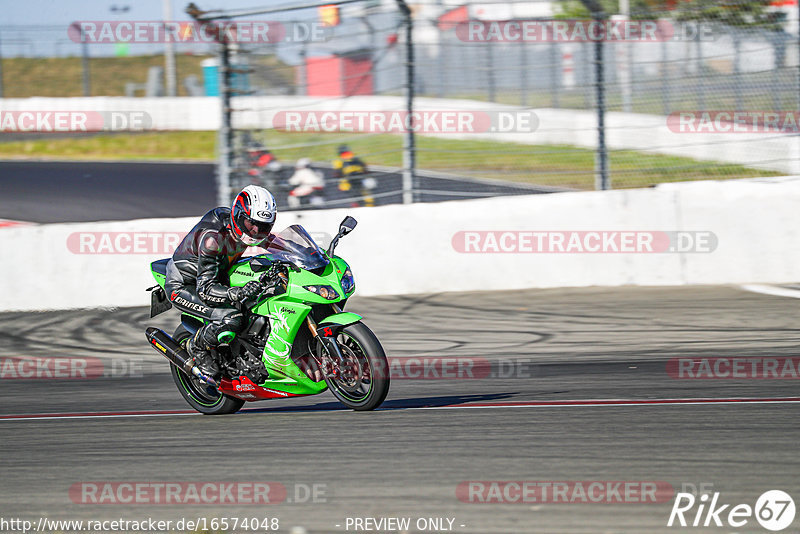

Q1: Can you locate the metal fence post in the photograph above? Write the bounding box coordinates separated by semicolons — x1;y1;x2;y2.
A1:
396;0;416;204
71;23;91;97
217;40;233;207
581;0;609;190
594;34;609;190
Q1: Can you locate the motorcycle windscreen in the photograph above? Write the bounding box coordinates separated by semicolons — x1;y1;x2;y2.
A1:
263;224;329;271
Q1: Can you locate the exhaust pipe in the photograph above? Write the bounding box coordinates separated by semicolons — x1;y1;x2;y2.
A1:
145;327;218;388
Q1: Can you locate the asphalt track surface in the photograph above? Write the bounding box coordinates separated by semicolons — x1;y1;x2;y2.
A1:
0;161;547;223
1;286;799;533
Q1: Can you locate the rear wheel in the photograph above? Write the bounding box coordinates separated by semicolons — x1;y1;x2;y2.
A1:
324;322;390;411
170;328;244;415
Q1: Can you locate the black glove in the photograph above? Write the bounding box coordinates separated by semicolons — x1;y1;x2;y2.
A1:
227;280;263;303
258;262;290;284
265;263;287;281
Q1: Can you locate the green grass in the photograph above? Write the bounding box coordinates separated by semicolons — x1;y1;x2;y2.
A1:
1;55;212;97
0;54;293;97
0;131;216;160
0;130;779;190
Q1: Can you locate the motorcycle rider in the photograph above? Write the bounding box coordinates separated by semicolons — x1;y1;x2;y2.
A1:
245;142;282;189
332;145;376;207
165;185;278;376
287;157;325;208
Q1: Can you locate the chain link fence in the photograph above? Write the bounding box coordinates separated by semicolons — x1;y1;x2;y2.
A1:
2;0;799;205
198;0;800;208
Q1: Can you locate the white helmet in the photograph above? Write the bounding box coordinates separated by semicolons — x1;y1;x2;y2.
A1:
230;185;277;246
296;157;312;169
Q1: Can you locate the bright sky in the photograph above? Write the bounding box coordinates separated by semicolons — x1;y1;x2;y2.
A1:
3;0;291;26
1;0;339;57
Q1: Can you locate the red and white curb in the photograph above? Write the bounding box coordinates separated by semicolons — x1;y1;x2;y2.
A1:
0;219;32;229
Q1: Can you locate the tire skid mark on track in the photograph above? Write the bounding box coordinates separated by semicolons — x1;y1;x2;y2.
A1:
2;286;799;418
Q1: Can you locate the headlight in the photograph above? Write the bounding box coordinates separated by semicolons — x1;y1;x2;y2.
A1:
341;268;355;294
303;284;340;300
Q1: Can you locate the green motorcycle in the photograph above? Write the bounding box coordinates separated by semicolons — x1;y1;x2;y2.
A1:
145;216;390;415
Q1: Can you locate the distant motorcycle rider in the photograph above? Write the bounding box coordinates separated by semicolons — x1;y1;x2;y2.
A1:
287;157;325;208
333;145;375;207
245;142;282;189
165;185;279;376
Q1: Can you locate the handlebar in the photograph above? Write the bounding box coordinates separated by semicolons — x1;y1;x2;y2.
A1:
258;259;300;287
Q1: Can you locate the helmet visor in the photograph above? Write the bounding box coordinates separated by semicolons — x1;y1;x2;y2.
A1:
241;217;273;241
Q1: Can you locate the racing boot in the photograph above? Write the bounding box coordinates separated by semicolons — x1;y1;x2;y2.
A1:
186;329;220;377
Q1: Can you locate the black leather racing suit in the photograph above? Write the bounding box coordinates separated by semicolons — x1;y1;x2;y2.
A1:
165;207;249;347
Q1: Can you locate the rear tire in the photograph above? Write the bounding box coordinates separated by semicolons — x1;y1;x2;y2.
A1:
170;328;244;415
325;322;390;411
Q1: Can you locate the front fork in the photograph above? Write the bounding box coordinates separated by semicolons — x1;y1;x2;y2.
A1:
306;305;346;379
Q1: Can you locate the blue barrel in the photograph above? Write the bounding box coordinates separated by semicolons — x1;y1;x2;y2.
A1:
202;58;219;96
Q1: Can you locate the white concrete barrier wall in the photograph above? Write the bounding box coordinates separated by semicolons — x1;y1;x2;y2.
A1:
1;177;798;311
1;96;798;173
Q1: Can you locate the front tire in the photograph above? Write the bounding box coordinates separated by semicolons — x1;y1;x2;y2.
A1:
325;322;390;411
170;328;244;415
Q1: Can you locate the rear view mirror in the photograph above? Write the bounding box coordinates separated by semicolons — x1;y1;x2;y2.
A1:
327;216;358;257
339;216;357;235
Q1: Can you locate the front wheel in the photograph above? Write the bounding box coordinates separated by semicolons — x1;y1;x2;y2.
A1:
170;328;245;415
325;322;390;411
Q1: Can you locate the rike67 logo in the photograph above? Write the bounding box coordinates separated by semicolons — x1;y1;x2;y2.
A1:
668;490;795;531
